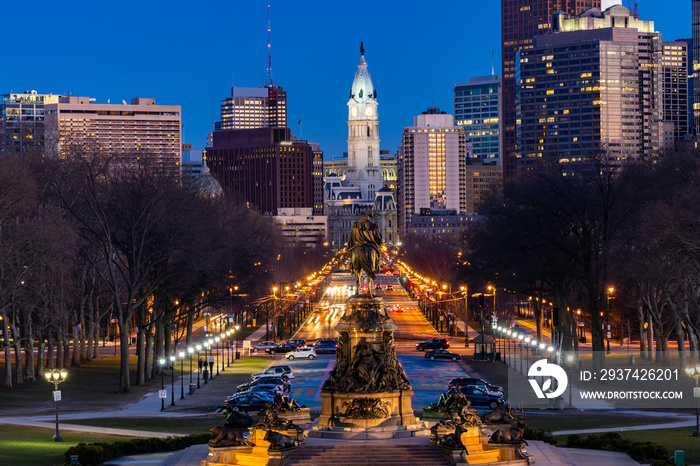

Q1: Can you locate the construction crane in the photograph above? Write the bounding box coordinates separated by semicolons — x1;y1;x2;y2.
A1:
624;0;639;19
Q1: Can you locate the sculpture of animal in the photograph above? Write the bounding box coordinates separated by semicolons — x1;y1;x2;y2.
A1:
482;403;514;424
349;242;379;292
208;426;248;447
489;419;526;444
263;430;297;451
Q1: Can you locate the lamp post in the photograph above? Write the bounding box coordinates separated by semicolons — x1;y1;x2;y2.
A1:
208;338;214;379
566;354;574;407
196;344;202;388
235;325;241;359
524;337;531;372
44;368;67;442
606;286;615;354
203;341;210;384
215;336;221;375
187;346;194;385
169;355;176;406
159;358;166;411
686;365;700;437
518;334;524;374
461;286;469;347
226;330;232;366
271;286;278;342
179;351;185;400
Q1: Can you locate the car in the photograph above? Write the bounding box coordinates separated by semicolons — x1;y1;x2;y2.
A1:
386;285;394;291
286;339;307;348
251;341;279;353
265;343;297;355
236;376;290;393
252;365;295;380
285;346;317;360
416;338;450;351
448;377;503;396
448;386;504;410
375;285;383;291
392;303;404;313
425;349;461;361
223;392;274;412
313;339;338;354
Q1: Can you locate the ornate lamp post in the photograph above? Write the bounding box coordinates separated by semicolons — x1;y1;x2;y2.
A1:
524;337;531;371
44;368;67;442
271;286;278;342
179;351;186;400
159;358;166;411
460;286;469;347
203;341;210;384
195;344;202;388
226;330;232;366
207;338;214;380
686;365;700;437
566;354;575;407
169;355;176;406
518;334;524;373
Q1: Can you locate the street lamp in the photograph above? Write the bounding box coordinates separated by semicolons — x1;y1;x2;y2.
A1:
686;365;700;437
195;344;202;388
235;325;241;359
187;346;194;385
461;286;469;347
159;358;166;411
271;286;278;342
215;336;221;375
606;286;615;354
518;334;524;373
169;355;176;406
566;354;575;407
179;351;185;400
44;369;67;442
207;338;214;380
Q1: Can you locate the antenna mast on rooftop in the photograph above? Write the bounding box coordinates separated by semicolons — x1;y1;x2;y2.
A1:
265;4;274;88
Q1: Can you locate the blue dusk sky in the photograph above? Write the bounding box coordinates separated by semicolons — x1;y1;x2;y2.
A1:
3;0;691;159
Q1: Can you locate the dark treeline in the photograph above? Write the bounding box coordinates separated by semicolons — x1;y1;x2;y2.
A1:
0;149;327;392
402;148;700;372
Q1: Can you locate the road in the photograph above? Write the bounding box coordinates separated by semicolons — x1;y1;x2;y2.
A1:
251;270;485;413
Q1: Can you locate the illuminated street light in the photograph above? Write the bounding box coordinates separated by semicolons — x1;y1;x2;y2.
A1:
44;369;68;442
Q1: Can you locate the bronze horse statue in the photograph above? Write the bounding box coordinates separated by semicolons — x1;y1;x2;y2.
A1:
348;211;382;294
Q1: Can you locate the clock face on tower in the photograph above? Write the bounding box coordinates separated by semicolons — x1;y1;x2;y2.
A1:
365;107;373;117
351;108;357;117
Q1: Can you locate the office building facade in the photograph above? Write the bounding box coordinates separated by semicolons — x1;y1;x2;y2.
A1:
517;6;687;167
454;75;502;164
1;91;60;154
398;108;466;236
206;127;315;216
694;0;700;134
501;0;601;179
45;97;181;170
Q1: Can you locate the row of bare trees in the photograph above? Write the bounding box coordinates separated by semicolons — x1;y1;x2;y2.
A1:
463;148;700;371
1;149;326;392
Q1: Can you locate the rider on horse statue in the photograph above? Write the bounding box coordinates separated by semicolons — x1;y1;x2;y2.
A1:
348;211;383;293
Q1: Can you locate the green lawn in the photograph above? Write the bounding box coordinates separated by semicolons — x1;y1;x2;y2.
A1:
525;412;664;432
63;416;222;435
0;425;139;466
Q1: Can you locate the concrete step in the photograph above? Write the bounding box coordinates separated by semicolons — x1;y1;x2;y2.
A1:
285;445;450;466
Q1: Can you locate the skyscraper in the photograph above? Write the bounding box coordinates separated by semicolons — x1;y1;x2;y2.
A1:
217;86;287;131
501;0;600;180
517;6;687;167
454;75;502;164
398;108;466;236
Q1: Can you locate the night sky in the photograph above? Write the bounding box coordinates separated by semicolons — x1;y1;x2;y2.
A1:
4;0;691;159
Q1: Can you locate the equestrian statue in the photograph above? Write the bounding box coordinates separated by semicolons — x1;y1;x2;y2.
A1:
347;211;383;294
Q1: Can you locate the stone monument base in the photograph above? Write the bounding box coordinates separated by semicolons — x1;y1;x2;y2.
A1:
317;390;416;428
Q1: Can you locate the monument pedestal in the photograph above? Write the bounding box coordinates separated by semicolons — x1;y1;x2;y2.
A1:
318;389;415;428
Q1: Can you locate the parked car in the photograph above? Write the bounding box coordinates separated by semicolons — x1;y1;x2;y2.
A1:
415;338;450;351
448;386;504;410
285;346;317;360
252;365;295;381
448;377;503;395
224;392;274;412
265;343;297;355
313;339;338;354
386;285;394;291
251;341;279;353
236;376;290;393
286;339;307;348
425;349;461;361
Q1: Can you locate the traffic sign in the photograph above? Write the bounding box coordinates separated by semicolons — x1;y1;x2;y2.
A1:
694;387;700;398
158;389;167;399
53;390;61;402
